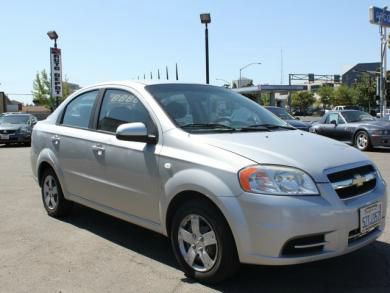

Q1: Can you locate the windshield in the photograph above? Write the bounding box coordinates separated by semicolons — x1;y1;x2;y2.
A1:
341;111;375;123
145;84;288;133
0;115;30;125
266;107;295;120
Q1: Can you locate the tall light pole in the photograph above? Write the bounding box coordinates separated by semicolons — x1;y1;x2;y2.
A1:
47;30;61;109
239;62;261;88
379;7;388;117
200;13;211;84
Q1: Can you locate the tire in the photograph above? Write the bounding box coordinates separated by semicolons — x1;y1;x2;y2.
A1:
354;130;371;151
41;168;72;217
170;199;239;284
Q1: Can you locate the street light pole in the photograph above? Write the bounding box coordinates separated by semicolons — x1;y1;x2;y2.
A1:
239;62;261;88
200;13;211;84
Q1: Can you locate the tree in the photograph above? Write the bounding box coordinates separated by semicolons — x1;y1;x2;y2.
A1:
291;91;315;114
32;70;72;111
353;74;376;111
317;86;335;109
334;85;355;106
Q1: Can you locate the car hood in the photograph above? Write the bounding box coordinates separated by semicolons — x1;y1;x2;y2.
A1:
0;124;26;131
285;119;310;128
198;130;371;183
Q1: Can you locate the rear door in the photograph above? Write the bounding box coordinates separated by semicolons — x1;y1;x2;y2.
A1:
53;89;111;200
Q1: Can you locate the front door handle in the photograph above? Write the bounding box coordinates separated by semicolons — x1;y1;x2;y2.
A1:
51;135;60;145
92;144;105;156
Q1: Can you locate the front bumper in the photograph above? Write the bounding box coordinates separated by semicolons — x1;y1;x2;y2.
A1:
0;133;31;144
370;134;390;147
220;178;387;266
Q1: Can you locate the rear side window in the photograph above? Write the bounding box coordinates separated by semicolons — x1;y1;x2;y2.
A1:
97;89;153;133
62;91;99;128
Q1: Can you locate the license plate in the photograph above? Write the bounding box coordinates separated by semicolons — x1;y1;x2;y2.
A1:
0;134;9;140
360;202;382;234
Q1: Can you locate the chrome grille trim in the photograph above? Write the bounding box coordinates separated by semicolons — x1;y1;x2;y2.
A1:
331;171;376;190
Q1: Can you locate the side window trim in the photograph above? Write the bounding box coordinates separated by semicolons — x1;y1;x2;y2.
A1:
57;89;102;130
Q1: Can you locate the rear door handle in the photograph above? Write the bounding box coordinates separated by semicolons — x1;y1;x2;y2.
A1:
92;144;105;156
51;135;60;145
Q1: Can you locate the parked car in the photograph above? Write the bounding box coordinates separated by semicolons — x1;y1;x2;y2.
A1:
265;106;311;131
377;108;390;118
310;110;390;151
0;113;37;146
31;82;387;283
382;114;390;121
333;105;362;111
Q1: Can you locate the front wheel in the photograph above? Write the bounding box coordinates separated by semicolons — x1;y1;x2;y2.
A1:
170;200;239;284
355;130;371;151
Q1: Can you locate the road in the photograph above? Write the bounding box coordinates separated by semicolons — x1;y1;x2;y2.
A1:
0;145;389;293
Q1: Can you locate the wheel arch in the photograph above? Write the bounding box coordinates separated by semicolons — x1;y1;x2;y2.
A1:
165;190;236;246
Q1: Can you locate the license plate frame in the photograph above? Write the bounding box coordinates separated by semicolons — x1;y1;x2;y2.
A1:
0;134;9;140
360;202;382;234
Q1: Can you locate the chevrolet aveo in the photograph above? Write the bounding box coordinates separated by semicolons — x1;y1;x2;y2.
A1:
31;82;387;283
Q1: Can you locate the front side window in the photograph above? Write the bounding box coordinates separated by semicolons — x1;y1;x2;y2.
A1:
62;90;98;128
97;89;152;133
325;113;339;124
145;84;287;133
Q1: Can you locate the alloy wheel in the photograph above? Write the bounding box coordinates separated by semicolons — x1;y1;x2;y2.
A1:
178;214;218;272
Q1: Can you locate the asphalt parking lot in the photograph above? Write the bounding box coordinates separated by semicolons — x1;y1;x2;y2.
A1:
0;145;389;293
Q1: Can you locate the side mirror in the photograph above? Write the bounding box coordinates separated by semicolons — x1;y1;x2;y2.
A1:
330;120;337;126
116;122;157;144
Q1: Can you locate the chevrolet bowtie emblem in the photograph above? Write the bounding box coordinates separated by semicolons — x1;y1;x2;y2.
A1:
352;174;365;187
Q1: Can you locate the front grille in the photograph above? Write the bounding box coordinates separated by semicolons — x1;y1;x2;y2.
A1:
327;165;377;200
0;130;16;134
282;234;325;256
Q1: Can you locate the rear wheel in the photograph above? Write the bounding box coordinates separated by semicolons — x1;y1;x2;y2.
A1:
170;199;239;284
355;130;371;151
41;168;72;217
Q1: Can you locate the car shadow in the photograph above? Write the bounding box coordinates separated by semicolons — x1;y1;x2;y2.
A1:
371;147;390;153
60;204;390;292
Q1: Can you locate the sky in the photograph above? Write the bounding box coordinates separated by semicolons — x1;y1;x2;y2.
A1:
0;0;389;104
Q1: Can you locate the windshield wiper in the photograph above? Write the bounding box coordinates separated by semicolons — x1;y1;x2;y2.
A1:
180;123;237;131
244;123;296;130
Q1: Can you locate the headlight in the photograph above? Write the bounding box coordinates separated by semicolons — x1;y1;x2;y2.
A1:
17;127;31;134
239;165;319;195
371;129;389;135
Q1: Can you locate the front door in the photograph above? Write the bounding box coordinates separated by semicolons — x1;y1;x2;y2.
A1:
92;88;162;223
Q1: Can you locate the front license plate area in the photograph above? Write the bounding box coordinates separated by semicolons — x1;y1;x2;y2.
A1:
0;134;9;140
360;202;382;234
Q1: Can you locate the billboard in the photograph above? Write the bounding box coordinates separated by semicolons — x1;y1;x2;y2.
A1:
369;6;390;27
50;47;62;97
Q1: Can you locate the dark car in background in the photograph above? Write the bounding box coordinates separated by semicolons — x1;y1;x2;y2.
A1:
310;110;390;151
265;106;311;131
0;113;37;146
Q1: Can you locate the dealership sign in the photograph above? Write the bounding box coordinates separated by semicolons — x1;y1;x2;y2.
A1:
50;47;62;97
369;6;390;27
